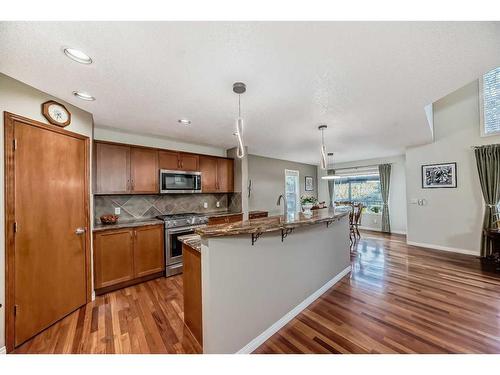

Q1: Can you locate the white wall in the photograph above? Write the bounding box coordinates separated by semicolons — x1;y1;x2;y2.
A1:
319;155;407;235
406;80;500;255
94;126;226;157
0;73;94;350
247;154;318;212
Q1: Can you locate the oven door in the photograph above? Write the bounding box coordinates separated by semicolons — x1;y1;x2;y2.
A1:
165;225;204;266
160;169;202;193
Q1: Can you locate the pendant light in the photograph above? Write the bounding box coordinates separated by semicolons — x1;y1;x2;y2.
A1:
233;82;246;159
318;125;328;169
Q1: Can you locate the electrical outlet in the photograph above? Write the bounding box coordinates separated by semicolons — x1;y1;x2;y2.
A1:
216;201;220;208
114;207;121;215
203;202;208;209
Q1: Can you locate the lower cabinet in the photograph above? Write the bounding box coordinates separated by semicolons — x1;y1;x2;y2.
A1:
93;224;164;294
208;213;243;225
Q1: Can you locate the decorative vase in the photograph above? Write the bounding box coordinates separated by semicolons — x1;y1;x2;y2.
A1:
302;203;313;215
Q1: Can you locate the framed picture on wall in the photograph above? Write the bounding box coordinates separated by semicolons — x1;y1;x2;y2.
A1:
421;162;457;188
305;176;314;191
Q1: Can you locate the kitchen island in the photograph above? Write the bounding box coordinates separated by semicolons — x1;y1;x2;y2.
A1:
179;208;351;353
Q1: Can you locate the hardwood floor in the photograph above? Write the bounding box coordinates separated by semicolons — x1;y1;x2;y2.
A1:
13;231;500;354
255;231;500;354
14;275;201;354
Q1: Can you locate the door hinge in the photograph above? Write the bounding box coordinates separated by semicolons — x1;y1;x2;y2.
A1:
13;139;17;150
14;304;18;316
13;222;18;233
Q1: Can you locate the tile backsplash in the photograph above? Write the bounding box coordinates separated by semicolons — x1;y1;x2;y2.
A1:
94;193;242;224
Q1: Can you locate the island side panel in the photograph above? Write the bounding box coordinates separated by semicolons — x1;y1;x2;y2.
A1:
201;215;350;353
183;244;203;345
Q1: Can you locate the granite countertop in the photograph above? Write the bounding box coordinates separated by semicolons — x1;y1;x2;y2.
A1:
93;218;164;232
178;233;202;252
204;210;242;218
195;208;350;238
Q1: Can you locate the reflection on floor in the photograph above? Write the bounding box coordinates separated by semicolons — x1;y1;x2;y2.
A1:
255;231;500;353
14;231;500;354
14;274;201;354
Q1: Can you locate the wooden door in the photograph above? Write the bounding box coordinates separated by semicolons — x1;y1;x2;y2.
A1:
130;147;158;193
199;156;218;192
11;118;89;348
217;158;234;192
133;225;165;278
95;142;130;194
93;229;135;289
179;153;199;171
159;150;180;170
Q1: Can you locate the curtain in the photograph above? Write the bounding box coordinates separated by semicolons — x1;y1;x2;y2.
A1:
474;144;500;257
327;169;335;208
378;164;391;233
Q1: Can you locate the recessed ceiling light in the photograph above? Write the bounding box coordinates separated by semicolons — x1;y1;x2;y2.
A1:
178;119;191;126
73;91;95;101
64;48;93;64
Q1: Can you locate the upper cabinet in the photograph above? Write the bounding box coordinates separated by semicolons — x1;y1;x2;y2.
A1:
130;147;158;193
159;151;199;171
95;142;158;194
95;142;131;194
94;141;233;194
199;156;234;193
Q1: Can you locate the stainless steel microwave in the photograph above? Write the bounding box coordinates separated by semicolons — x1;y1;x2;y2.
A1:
159;170;202;193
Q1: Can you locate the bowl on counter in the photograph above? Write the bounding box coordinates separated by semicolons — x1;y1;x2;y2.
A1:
100;214;119;225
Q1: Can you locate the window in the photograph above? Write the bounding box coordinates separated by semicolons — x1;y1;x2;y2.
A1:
285;169;300;214
334;174;383;214
481;66;500;136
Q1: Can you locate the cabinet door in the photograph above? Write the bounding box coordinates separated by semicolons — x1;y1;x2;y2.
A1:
133;225;165;278
179;153;199;171
159;150;180;170
93;229;134;289
226;213;243;223
217;158;234;193
130;147;158;193
199;156;218;193
95;142;130;194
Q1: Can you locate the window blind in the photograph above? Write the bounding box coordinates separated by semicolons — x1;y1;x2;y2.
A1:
483;66;500;135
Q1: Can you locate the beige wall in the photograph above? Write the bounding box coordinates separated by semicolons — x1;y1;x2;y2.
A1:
0;73;94;350
405;80;500;255
94;126;226;157
247;154;318;212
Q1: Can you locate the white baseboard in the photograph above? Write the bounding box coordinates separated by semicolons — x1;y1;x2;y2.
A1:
358;226;407;235
236;265;352;354
0;346;6;354
406;240;478;256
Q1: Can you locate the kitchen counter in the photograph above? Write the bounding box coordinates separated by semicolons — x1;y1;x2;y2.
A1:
204;210;242;218
196;208;349;238
93;218;164;232
178;233;202;252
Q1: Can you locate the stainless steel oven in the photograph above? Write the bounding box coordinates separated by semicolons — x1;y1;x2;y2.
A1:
160;169;202;194
165;225;204;276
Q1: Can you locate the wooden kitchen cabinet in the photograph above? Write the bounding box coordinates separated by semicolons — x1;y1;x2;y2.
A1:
130;147;158;193
199;155;234;193
133;225;165;278
95;142;131;194
93;224;165;294
93;228;135;289
159;151;199;171
208;213;243;225
199;156;218;192
217;158;234;193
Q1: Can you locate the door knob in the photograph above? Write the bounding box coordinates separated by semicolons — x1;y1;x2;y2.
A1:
75;227;86;235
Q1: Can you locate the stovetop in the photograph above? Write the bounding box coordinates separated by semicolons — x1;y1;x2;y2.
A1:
157;212;208;228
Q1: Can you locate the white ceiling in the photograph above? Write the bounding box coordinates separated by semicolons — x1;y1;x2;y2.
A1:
1;21;499;164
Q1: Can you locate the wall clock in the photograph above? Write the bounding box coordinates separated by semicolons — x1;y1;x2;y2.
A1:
42;100;71;127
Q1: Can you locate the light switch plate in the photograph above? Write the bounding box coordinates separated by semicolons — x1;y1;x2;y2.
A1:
114;207;121;215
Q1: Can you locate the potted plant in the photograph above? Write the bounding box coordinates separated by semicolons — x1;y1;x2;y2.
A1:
300;195;317;215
